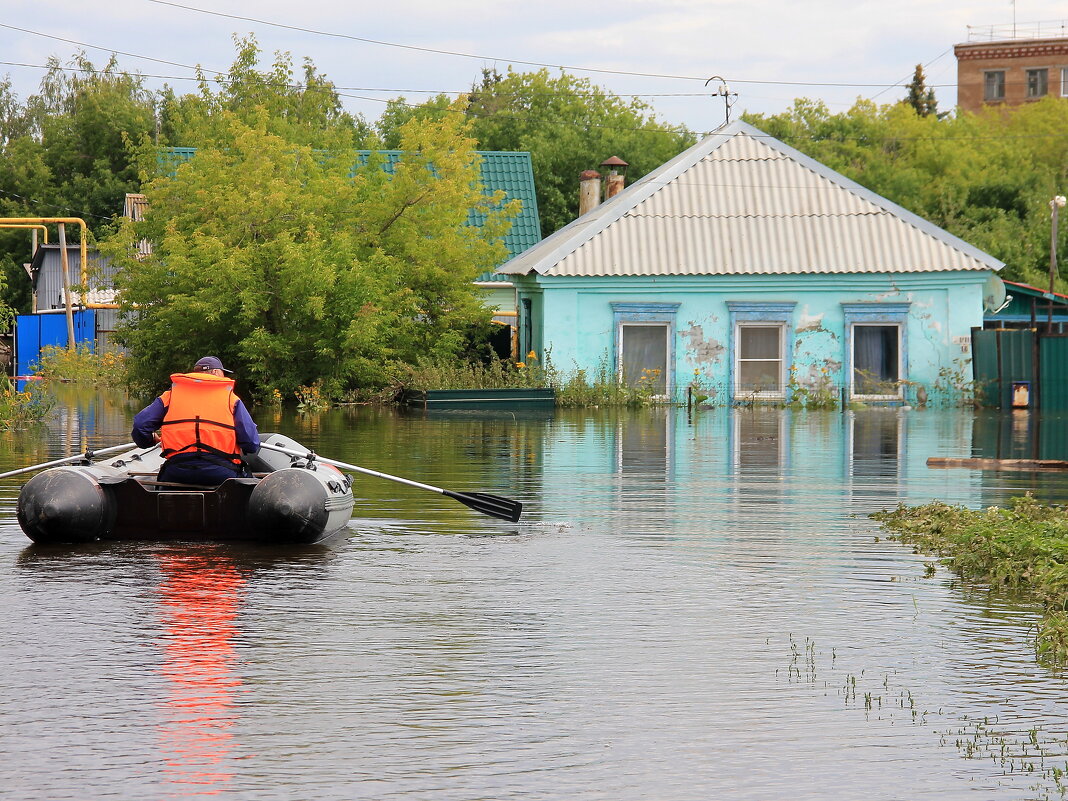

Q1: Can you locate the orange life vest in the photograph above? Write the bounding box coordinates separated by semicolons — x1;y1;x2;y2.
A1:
159;372;242;465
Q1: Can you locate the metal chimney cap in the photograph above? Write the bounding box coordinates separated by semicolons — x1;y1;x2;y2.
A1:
600;156;628;168
579;169;602;180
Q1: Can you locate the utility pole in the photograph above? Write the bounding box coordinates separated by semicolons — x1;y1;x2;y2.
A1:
1050;196;1066;331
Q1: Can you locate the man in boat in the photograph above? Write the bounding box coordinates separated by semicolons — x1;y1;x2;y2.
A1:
131;356;261;485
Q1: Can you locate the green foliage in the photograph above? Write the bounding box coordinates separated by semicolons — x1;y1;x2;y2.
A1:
785;365;840;409
32;343;127;383
294;381;331;413
903;64;938;117
398;350;661;408
102;72;517;401
400;354;552;392
872;495;1068;664
158;35;370;151
0;376;55;428
0;55;156;314
379;68;697;236
743;98;1068;288
555;366;660;408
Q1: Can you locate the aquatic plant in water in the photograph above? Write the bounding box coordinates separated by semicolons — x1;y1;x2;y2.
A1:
871;495;1068;666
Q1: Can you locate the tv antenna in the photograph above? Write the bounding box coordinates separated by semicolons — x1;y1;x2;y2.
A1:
705;76;738;129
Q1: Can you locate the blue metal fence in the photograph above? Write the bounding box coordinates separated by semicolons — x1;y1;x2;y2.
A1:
15;310;95;376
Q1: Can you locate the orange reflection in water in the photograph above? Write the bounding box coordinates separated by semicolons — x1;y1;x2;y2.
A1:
155;552;246;796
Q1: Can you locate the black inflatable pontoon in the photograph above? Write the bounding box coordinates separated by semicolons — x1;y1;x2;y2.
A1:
16;433;354;545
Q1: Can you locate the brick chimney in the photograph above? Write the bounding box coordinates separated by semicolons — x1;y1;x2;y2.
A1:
578;169;601;216
601;156;628;199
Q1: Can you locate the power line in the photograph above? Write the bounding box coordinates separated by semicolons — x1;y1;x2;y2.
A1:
0;60;959;101
0;188;113;221
3;56;1066;143
0;22;229;78
140;1;950;91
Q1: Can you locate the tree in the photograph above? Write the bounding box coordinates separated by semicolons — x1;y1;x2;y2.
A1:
378;68;697;236
904;64;938;117
0;54;157;314
158;35;370;151
102;101;518;399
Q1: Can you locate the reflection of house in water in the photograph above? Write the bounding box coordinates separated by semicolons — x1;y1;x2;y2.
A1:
614;409;673;533
617;408;672;474
730;410;788;507
849;411;904;478
847;410;905;505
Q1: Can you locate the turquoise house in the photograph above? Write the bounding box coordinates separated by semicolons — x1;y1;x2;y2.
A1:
499;121;1004;405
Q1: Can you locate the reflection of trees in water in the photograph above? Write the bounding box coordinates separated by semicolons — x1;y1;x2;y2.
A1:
155;552;245;794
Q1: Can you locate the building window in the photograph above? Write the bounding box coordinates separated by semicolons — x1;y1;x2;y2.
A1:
842;303;910;400
1061;67;1068;97
620;324;669;393
983;70;1005;101
1027;68;1048;98
611;303;679;398
737;325;785;396
727;301;796;401
853;326;901;395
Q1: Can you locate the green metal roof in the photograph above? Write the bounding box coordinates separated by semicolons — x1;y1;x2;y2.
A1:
163;147;540;271
987;279;1068;323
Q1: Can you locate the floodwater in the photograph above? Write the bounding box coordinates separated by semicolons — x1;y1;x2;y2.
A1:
3;391;1068;800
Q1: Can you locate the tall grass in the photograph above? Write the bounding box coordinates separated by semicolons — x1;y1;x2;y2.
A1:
399;353;663;408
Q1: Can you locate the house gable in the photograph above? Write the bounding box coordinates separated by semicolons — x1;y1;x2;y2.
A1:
498;120;1003;278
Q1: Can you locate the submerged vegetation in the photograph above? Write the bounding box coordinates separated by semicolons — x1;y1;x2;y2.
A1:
399;352;665;408
33;344;127;384
872;496;1068;665
0;377;55;428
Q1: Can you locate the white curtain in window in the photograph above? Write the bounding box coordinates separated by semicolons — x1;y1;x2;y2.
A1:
621;324;667;393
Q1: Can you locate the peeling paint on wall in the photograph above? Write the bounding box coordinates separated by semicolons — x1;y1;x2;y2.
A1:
795;310;827;334
681;323;724;365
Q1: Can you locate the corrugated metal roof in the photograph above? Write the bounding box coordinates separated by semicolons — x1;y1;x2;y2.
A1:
497;120;1004;277
30;244;117;310
162;148;540;268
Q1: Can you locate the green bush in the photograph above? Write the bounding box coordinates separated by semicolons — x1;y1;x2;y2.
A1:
33;344;128;384
0;377;56;428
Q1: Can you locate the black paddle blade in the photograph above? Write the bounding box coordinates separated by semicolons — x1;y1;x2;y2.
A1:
443;490;523;522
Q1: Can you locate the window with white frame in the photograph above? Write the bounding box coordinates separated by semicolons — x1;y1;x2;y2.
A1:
737;325;785;396
620;323;669;394
727;301;795;400
611;302;679;398
1061;67;1068;97
842;303;909;400
984;70;1005;101
1027;68;1048;98
853;325;901;395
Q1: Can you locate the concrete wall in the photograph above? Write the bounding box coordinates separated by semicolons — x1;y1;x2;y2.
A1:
514;270;990;406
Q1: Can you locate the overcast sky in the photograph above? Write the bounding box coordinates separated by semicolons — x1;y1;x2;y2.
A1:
3;1;1066;134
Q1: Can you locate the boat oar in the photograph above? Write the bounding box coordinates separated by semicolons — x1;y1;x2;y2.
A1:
258;441;523;523
0;442;142;480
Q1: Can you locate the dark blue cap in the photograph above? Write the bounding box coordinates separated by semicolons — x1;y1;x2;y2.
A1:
193;356;232;374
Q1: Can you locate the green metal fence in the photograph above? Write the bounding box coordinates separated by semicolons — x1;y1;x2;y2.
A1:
972;328;1068;411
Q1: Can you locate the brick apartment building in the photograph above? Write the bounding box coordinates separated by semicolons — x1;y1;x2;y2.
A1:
954;22;1068;113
